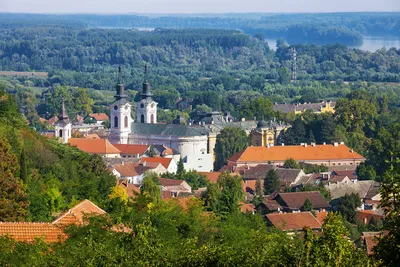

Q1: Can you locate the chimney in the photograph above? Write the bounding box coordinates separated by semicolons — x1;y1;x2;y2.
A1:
340;142;344;145
334;142;339;147
304;143;307;147
311;142;316;147
241;118;246;122
267;144;270;148
281;143;285;146
323;142;326;145
351;149;354;153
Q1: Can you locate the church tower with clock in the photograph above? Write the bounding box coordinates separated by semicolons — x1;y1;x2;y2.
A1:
136;65;158;124
109;66;132;144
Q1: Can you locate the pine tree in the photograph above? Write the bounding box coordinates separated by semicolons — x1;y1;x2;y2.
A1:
264;169;280;195
255;178;263;196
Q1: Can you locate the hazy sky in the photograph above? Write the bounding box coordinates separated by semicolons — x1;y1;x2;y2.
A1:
1;0;399;14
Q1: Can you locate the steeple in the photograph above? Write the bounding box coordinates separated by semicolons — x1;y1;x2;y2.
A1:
58;98;69;122
141;64;152;100
115;65;126;101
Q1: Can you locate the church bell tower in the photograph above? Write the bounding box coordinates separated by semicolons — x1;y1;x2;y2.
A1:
109;66;132;144
136;64;158;124
54;98;72;144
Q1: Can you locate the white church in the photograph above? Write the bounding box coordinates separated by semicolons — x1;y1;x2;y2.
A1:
109;66;214;172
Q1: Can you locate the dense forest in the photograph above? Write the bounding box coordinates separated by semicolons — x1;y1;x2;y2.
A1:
0;26;399;93
1;12;400;45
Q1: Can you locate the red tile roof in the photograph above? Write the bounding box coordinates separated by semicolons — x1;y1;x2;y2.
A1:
329;175;349;183
88;113;109;121
274;192;330;210
47;116;58;125
117;181;140;197
228;144;365;163
113;162;159;177
315;211;328;225
266;212;322;231
113;144;149;155
362;232;387;255
357;210;383;225
140;157;173;169
333;170;358;179
53;199;106;227
68;138;120;155
198;172;221;183
240;203;255;213
159;177;185;187
0;223;67;243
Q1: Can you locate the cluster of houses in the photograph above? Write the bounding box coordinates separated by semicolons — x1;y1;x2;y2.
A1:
22;67;383;255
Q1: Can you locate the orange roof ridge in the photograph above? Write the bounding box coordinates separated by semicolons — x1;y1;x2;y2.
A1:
53;199;106;226
228;144;364;163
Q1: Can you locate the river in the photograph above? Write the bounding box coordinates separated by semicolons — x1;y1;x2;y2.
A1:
265;36;400;52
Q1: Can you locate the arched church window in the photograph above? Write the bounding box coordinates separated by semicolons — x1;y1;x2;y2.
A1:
141;114;145;123
114;116;118;128
59;129;63;138
140;103;144;108
124;116;128;128
151;114;154;124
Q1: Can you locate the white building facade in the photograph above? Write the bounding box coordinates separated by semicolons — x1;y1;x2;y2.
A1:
109;66;213;172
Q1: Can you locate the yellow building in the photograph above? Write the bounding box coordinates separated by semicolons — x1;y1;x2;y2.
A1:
250;120;290;147
274;101;336;115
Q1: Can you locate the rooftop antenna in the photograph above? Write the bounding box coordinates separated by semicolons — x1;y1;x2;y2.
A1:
291;47;297;83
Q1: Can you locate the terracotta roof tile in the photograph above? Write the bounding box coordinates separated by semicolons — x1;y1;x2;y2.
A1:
53;199;106;227
357;210;383;224
266;212;322;231
140;157;172;169
113;162;159;177
68;138;120;154
159;177;185;187
228;144;364;163
315;211;328;224
274;192;330;210
362;232;386;255
329;175;349;183
240;203;255;213
117;181;140;198
113;144;149;155
333;170;358;179
88;113;109;121
0;222;67;243
198;172;221;183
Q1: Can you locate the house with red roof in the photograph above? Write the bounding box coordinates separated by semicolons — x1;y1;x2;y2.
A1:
113;144;150;159
273;191;330;212
68;138;121;158
85;113;109;125
159;178;192;197
111;162;167;185
266;212;322;233
198;172;221;183
226;143;365;171
140;157;178;173
0;200;106;243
